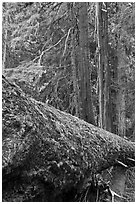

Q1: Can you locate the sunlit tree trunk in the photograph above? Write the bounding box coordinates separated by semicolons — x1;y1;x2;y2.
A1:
76;2;95;125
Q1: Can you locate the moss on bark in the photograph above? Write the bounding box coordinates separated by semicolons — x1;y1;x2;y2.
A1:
2;76;134;201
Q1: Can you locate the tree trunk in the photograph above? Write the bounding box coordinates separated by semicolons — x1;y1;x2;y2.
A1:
2;76;134;202
2;7;8;72
70;3;79;117
96;2;104;128
116;3;127;137
77;2;95;125
116;43;126;137
96;3;112;131
102;3;112;132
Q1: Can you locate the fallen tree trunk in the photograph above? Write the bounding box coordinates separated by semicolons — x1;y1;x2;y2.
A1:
2;76;135;201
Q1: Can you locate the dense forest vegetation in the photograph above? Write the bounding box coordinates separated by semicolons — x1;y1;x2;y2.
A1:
2;2;135;202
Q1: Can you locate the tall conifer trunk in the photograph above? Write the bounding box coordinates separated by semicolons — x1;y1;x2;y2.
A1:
76;2;95;125
2;4;8;72
116;3;127;137
102;3;112;132
96;2;103;128
69;3;79;117
116;43;126;137
96;2;111;131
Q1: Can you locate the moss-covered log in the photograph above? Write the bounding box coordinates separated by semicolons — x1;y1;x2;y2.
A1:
2;76;134;201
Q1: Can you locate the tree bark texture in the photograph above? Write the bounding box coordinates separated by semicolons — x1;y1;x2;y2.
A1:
70;3;79;117
96;3;112;131
102;3;112;132
96;2;104;129
2;76;134;201
116;40;127;137
2;7;8;72
77;2;95;125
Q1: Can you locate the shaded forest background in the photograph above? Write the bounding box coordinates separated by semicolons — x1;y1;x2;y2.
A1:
2;2;135;139
2;2;135;201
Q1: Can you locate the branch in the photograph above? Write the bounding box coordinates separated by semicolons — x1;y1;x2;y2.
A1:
62;28;72;58
33;34;67;64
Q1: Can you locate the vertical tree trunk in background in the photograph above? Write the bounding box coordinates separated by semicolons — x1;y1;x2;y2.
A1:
116;3;127;137
70;3;79;117
2;7;8;72
117;43;126;137
96;3;111;131
96;2;103;129
71;31;79;117
77;2;95;125
102;3;112;132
